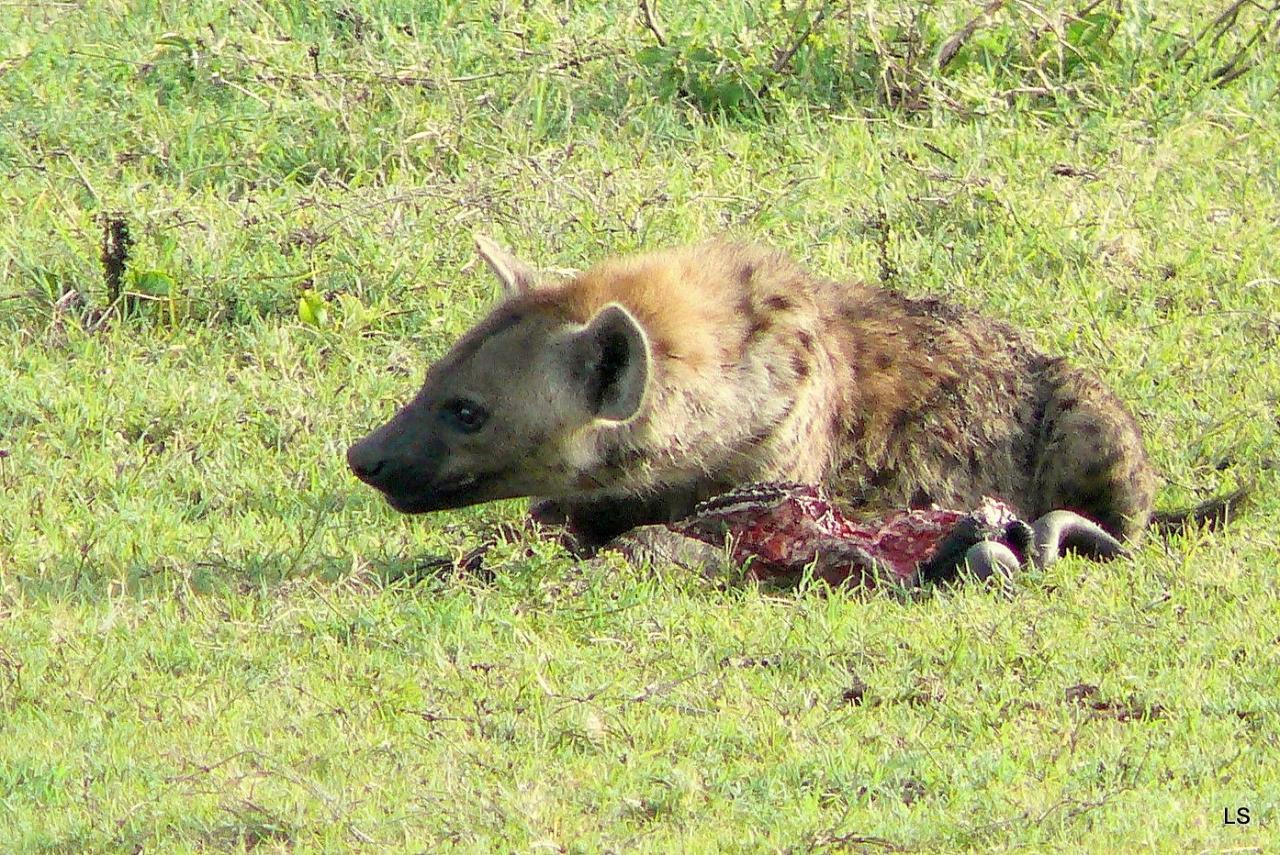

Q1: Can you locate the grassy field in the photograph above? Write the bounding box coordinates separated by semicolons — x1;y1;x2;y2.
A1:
2;1;1278;851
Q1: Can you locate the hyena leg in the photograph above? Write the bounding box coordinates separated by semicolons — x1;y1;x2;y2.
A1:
1032;368;1157;542
530;484;713;552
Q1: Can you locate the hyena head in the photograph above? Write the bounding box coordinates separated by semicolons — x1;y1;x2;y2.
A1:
347;236;651;513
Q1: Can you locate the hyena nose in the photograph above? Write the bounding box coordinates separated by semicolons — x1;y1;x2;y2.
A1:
346;442;387;485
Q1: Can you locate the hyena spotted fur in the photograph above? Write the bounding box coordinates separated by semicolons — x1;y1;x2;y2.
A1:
348;237;1166;548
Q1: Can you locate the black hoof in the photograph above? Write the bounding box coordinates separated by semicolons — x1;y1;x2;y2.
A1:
1029;510;1128;567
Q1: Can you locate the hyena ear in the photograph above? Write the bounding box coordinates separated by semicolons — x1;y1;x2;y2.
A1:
574;303;651;422
474;233;537;297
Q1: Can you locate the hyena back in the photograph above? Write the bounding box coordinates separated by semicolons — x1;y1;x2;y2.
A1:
347;238;1158;545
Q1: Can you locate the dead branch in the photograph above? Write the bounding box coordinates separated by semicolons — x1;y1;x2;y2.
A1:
100;214;131;307
758;2;833;98
1211;18;1269;84
638;0;667;47
1174;0;1251;62
937;0;1009;72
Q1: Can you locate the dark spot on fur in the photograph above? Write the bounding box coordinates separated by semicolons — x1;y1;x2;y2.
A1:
1079;421;1102;439
875;352;894;371
1030;392;1049;429
829;410;844;441
738;294;773;344
745;424;775;448
797;330;814;351
740;263;756;284
1057;396;1079;412
846;418;864;445
905;296;965;323
841;335;866;371
791;352;810;380
603;444;644;473
1030;354;1061;375
870;468;895;489
838;305;864;326
892;408;918;433
909;487;933;508
1027;387;1056;473
478;306;526;331
764;294;793;312
918;375;962;418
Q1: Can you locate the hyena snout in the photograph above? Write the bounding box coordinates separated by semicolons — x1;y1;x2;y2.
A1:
346;415;489;513
346;439;389;485
347;441;441;513
345;416;442;504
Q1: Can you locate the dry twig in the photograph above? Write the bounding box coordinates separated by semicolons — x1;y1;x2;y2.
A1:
937;0;1009;71
638;0;667;47
758;1;833;98
1176;0;1252;61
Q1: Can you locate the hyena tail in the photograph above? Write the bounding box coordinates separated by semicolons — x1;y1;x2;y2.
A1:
1150;485;1251;535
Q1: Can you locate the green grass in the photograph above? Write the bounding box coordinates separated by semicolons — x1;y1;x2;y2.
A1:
2;1;1278;851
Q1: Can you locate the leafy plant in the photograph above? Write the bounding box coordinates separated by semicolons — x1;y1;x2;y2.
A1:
128;268;183;326
298;288;329;328
298;289;376;330
632;2;843;118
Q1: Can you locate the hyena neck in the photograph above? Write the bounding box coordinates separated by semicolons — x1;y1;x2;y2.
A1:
565;249;956;500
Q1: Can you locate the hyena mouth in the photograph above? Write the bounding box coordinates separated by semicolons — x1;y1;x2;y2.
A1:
385;473;489;514
436;473;480;494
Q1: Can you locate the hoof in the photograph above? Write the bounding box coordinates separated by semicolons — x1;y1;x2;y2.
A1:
1030;510;1128;567
963;541;1021;581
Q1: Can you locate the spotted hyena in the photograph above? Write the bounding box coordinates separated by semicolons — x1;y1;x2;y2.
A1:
345;236;1196;552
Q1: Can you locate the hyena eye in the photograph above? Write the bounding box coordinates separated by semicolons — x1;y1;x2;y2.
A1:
441;398;489;433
